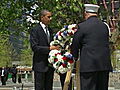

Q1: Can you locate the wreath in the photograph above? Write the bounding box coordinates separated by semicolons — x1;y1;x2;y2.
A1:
48;24;77;74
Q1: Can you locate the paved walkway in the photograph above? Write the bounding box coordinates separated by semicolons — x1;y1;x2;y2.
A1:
0;80;119;90
0;73;119;90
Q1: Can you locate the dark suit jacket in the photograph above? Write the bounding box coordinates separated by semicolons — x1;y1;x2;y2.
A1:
30;24;53;72
71;16;112;72
10;67;17;75
0;68;9;76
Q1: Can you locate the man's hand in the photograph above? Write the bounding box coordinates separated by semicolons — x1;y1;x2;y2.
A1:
50;45;60;50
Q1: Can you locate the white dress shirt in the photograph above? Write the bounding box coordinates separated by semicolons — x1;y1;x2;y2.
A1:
40;22;50;36
1;69;4;76
40;22;50;42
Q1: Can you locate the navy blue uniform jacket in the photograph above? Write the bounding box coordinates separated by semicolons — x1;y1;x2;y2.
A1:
71;16;113;72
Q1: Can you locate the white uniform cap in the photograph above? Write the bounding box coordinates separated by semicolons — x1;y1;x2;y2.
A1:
84;4;100;13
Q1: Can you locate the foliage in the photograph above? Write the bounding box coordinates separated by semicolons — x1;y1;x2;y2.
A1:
0;0;24;34
20;48;32;66
0;34;12;66
0;0;120;68
0;0;31;66
24;0;84;31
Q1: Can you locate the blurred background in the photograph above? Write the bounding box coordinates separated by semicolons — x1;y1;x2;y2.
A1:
0;0;120;89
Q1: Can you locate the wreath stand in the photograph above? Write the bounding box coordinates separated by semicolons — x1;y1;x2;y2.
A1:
63;60;80;90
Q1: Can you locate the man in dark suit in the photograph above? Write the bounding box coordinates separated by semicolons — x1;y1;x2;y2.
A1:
30;10;59;90
71;4;113;90
10;65;17;83
0;67;9;85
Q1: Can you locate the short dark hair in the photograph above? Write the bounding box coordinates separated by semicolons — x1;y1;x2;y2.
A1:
40;10;50;16
39;10;50;20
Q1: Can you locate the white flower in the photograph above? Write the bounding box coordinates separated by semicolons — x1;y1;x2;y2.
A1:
57;54;63;62
48;57;54;64
61;28;65;32
58;65;68;74
50;40;60;46
64;52;70;55
50;41;54;46
58;35;62;40
48;24;76;74
68;24;76;29
67;62;72;69
49;50;60;56
53;61;61;69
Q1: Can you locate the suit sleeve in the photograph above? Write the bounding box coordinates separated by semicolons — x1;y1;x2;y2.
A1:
30;28;50;54
71;27;83;61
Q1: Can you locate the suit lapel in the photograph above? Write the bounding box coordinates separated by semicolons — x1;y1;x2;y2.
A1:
38;24;49;44
38;24;48;39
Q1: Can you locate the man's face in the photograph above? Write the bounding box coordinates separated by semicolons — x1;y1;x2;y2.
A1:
41;12;52;25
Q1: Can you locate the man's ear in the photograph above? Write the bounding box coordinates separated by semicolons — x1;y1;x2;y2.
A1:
41;16;43;19
84;11;87;15
40;16;44;21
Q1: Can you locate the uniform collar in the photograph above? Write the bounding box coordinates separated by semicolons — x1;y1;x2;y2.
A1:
87;16;97;20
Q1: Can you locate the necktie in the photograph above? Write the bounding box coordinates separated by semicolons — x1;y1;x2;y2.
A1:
45;27;50;43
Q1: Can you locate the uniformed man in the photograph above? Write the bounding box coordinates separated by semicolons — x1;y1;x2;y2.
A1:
71;4;113;90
